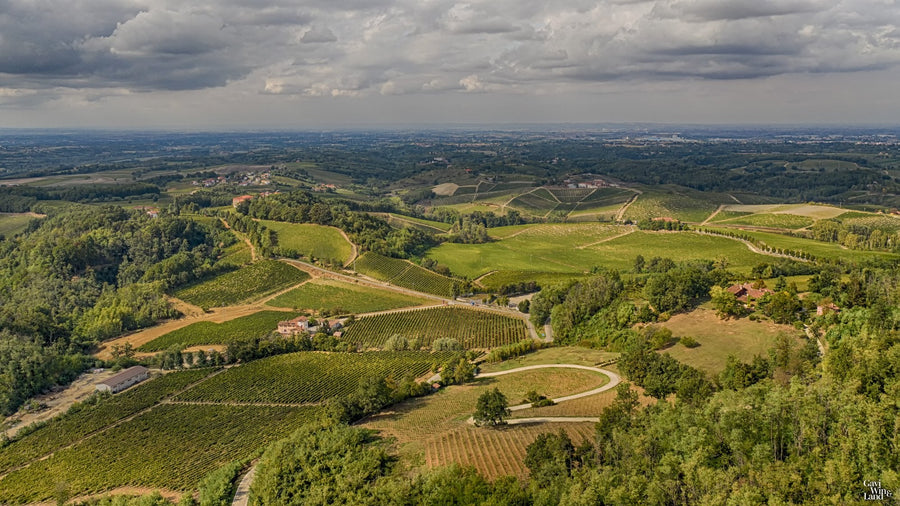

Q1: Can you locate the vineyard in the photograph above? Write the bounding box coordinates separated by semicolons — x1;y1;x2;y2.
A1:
507;192;558;215
712;213;815;230
423;423;596;479
138;310;299;352
0;404;321;503
427;223;632;278
623;190;722;223
352;252;456;297
0;369;215;475
546;187;595;203
576;187;635;206
342;306;527;350
478;270;588;291
173;260;309;308
266;278;428;314
173;351;455;405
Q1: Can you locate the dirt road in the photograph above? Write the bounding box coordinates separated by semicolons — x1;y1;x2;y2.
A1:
469;364;621;425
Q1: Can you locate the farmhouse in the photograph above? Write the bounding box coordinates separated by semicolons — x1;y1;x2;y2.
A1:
232;195;253;207
277;316;309;335
817;303;841;316
95;366;150;394
726;283;773;303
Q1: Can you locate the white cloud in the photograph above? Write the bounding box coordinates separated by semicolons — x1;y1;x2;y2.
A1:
2;0;900;125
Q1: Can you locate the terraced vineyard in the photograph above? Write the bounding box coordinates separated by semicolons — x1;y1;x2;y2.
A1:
173;260;309;308
353;252;456;297
173;351;454;404
267;278;428;314
342;306;527;349
0;404;321;503
0;369;215;476
138;310;299;351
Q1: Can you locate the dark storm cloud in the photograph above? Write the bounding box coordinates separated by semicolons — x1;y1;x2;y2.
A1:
657;0;825;22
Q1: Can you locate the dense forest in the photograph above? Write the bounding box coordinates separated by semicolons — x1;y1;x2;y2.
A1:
0;206;231;415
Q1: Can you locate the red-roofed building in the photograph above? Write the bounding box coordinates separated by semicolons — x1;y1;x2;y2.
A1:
232;195;253;207
726;283;773;303
277;316;309;335
816;303;841;316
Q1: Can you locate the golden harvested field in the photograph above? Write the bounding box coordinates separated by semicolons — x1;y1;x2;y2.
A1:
659;307;804;374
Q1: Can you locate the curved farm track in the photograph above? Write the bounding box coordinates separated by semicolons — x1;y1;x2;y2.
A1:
470;364;621;424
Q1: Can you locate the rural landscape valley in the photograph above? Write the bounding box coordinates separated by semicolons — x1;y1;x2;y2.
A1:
0;128;898;504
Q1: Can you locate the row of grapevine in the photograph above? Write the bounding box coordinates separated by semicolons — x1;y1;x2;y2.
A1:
0;368;215;475
173;260;309;308
0;404;320;503
343;306;527;350
547;187;596;203
173;351;455;405
353;252;456;297
353;252;409;281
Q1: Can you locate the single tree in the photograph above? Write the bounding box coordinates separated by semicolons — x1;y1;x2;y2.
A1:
473;387;511;426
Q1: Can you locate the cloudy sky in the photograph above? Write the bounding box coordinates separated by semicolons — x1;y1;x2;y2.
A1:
1;0;899;129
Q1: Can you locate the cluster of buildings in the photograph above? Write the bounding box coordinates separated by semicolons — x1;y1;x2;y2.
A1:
277;316;343;337
231;191;279;208
193;171;271;189
562;176;619;189
726;282;841;316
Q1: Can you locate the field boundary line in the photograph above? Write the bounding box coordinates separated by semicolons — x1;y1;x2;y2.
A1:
575;227;636;249
220;217;257;262
338;228;359;268
614;193;639;222
700;204;725;226
693;230;811;262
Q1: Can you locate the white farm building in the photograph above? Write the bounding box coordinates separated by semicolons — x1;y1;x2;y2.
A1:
95;366;150;394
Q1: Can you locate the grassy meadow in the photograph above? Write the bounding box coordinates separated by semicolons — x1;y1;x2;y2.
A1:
659;308;805;375
429;227;772;279
259;220;354;264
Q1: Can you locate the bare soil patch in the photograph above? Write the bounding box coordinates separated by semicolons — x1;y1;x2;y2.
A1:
2;369;118;438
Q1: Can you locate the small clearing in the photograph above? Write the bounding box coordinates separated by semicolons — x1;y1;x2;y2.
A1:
659;307;804;374
432;183;459;196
